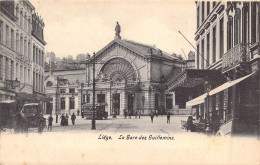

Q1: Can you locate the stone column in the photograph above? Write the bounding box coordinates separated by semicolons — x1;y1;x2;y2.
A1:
144;88;155;115
120;91;126;116
106;91;111;115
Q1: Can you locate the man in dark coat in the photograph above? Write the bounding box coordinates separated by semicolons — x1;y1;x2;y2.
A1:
65;114;69;126
60;114;65;126
167;112;170;124
150;112;154;123
48;114;53;130
71;113;76;125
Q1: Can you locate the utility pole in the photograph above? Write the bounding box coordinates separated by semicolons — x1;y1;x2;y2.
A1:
92;52;96;130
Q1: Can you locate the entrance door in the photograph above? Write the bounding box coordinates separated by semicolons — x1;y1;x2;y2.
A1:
46;102;53;114
128;94;135;116
112;94;120;115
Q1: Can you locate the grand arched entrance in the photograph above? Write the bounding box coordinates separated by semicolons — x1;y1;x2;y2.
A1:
98;57;139;116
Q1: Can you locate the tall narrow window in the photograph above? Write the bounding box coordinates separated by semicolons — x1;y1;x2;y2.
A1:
5;25;9;47
0;21;3;43
207;1;210;16
242;5;249;43
16;33;19;52
69;97;75;109
227;16;233;50
234;9;241;45
20;11;23;27
20;36;23;54
220;18;224;58
33;46;35;62
213;26;216;63
24;39;27;57
201;39;205;69
11;29;14;49
11;60;14;80
0;56;2;80
197;6;200;28
197;44;200;69
206;33;210;67
5;58;9;80
251;2;257;44
28;42;30;59
202;2;205;22
61;98;66;109
16;63;18;80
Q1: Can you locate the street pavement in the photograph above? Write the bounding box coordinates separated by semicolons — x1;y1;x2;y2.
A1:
41;115;188;134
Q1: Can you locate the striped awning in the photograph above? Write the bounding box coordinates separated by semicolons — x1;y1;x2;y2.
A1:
186;72;256;107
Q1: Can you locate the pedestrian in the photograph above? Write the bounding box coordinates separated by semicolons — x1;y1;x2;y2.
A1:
47;114;53;130
150;113;154;123
77;109;80;116
135;111;138;119
167;112;170;124
65;114;69;126
71;113;76;125
60;114;65;126
138;110;141;119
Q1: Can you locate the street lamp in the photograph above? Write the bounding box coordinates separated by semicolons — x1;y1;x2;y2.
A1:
92;52;96;130
204;81;211;132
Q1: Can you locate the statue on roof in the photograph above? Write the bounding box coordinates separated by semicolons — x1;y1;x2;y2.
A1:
115;22;121;39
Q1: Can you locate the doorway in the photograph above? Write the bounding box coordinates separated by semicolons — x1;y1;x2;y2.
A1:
128;94;135;116
112;93;120;115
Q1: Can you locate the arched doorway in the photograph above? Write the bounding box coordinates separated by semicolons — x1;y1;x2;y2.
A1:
99;58;138;116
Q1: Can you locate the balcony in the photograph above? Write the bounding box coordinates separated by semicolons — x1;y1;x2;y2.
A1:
222;43;249;73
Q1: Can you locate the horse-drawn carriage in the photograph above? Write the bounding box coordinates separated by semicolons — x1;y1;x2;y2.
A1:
0;101;46;133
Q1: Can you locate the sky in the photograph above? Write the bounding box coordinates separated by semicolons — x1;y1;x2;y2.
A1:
30;0;196;59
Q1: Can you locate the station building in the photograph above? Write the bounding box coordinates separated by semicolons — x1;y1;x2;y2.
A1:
44;24;195;116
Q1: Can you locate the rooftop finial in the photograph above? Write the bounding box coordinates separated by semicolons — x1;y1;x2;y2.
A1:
115;21;121;39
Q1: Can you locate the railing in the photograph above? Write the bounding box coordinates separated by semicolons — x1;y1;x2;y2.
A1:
222;43;249;73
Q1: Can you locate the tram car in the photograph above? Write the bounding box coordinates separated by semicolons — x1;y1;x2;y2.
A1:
81;103;108;120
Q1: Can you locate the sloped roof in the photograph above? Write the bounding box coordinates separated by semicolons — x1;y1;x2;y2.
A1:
93;38;179;62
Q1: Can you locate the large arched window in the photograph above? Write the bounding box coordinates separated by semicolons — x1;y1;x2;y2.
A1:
100;58;137;82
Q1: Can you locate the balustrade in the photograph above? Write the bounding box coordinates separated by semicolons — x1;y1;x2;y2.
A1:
222;43;249;73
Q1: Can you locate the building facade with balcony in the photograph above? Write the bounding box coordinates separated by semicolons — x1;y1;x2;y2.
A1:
0;0;47;112
185;1;260;136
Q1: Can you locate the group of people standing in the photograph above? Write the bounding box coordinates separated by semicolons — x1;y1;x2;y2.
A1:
60;113;76;126
47;113;77;130
124;109;142;119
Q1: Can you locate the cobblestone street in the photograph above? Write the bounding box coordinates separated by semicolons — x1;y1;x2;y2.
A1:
41;115;188;134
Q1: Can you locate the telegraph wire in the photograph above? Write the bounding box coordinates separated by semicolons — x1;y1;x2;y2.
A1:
178;30;209;66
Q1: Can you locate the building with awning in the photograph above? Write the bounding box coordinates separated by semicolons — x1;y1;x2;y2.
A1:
193;1;260;136
186;72;257;107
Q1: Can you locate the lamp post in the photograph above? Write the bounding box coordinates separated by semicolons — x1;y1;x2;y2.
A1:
204;81;211;133
55;76;60;123
92;52;96;130
80;83;84;116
